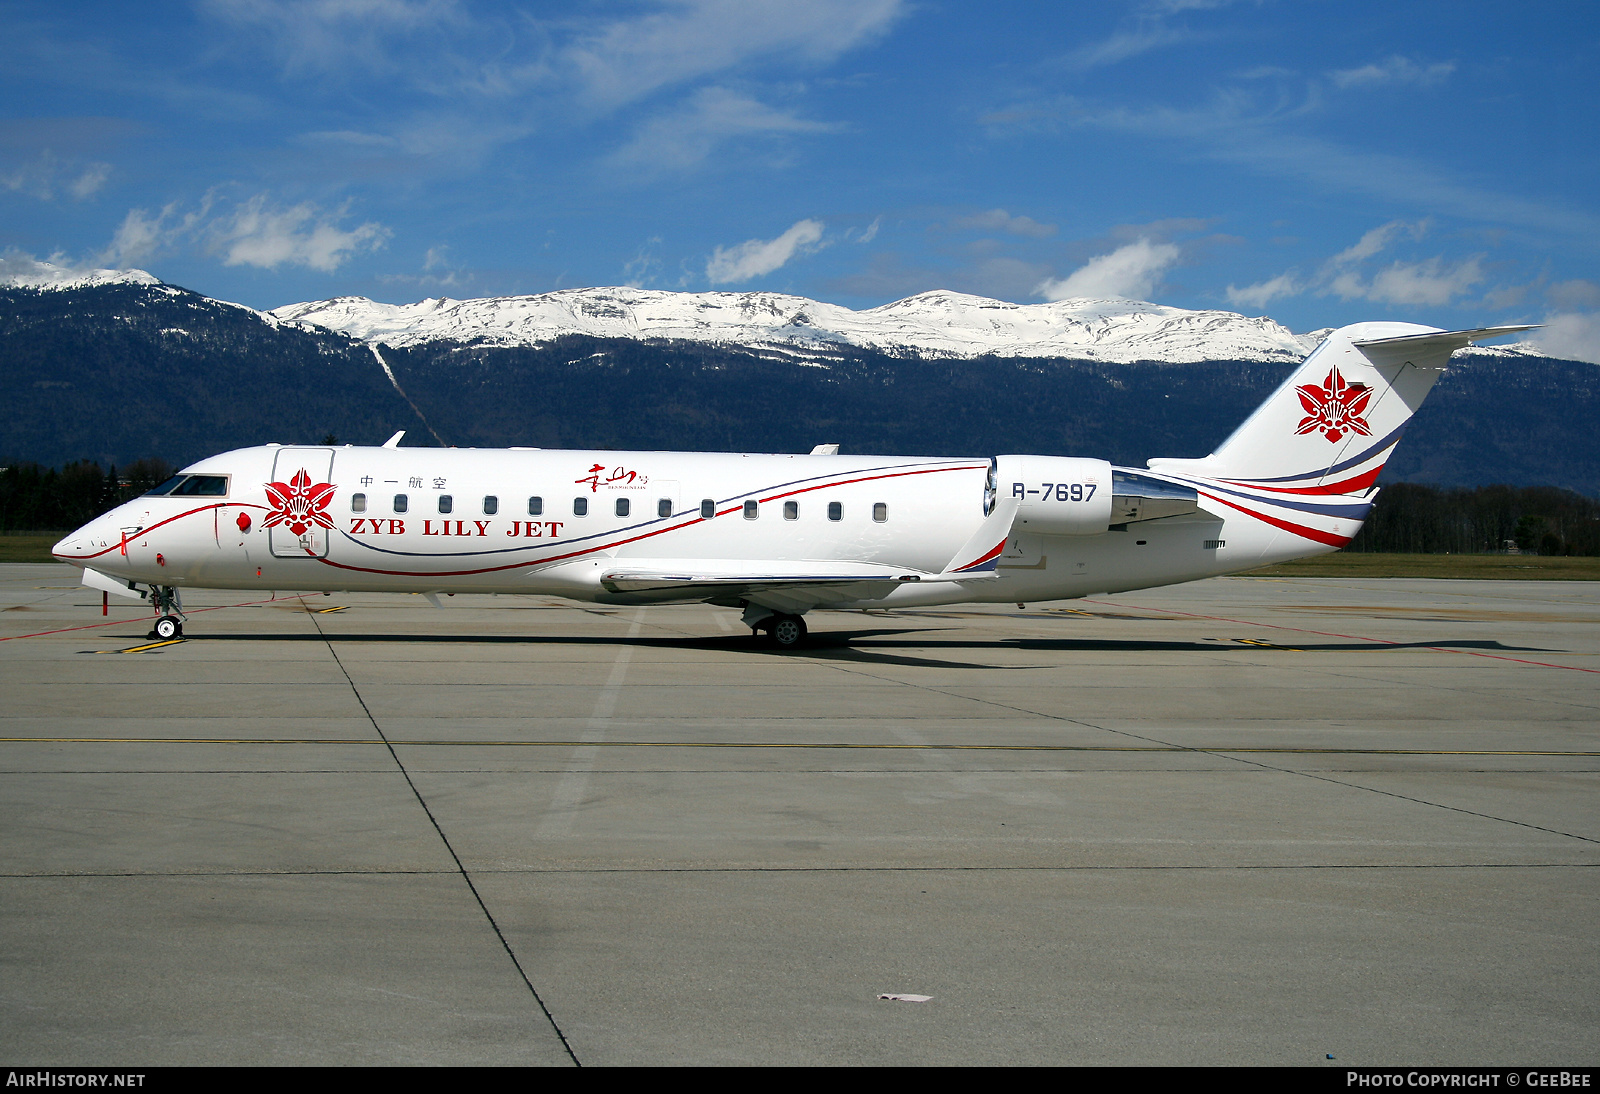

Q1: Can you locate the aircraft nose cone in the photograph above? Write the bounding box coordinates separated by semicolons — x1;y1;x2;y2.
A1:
53;518;108;565
52;533;84;561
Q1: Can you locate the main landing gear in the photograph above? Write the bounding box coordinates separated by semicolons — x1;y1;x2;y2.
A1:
749;611;808;649
147;585;185;640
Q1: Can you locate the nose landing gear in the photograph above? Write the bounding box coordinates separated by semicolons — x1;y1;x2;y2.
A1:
147;585;185;640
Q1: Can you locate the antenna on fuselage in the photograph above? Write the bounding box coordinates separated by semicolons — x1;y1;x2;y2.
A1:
382;431;406;448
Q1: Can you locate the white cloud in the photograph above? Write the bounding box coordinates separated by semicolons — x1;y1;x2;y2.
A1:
706;218;825;283
1547;279;1600;312
1035;238;1180;301
1227;220;1489;311
105;208;171;265
1328;219;1424;266
68;163;111;199
100;198;215;265
1067;25;1190;71
565;0;905;111
211;195;390;271
1;151;113;201
949;209;1056;239
1331;55;1455;90
855;216;881;244
610;86;833;171
622;237;665;287
0;249;92;285
1225;272;1300;310
1532;313;1600;365
1063;0;1252;71
97;192;388;273
1362;256;1484;306
201;0;462;75
1047;95;1600;239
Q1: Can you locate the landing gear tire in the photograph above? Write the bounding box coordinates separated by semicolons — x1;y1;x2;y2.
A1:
767;613;808;649
153;615;182;640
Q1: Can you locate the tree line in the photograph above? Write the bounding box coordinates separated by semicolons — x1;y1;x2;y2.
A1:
3;458;1597;555
0;459;174;533
1347;482;1600;555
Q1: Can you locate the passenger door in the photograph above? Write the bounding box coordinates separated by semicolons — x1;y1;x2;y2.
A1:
267;448;336;559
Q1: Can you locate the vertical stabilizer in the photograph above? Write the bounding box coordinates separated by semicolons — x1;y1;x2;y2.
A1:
1147;323;1533;488
1143;322;1533;550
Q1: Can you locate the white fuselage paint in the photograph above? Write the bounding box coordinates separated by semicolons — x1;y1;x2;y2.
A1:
53;444;1287;610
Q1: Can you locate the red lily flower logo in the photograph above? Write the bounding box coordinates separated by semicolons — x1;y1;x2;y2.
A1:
1295;366;1373;443
263;468;336;536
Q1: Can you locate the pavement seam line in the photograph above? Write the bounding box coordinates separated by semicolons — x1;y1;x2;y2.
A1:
536;611;644;837
303;600;583;1068
797;645;1600;847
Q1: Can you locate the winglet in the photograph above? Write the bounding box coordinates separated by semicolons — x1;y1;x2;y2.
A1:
383;430;406;448
941;498;1020;577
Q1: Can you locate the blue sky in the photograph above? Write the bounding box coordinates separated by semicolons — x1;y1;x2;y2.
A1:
3;0;1598;357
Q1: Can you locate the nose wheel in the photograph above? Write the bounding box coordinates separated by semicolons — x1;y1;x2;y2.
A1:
146;585;186;640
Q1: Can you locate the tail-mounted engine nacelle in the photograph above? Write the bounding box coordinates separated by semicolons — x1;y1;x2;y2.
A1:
994;455;1113;536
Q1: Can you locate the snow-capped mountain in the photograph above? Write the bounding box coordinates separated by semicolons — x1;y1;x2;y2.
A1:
271;287;1330;364
0;262;1542;364
0;256;162;292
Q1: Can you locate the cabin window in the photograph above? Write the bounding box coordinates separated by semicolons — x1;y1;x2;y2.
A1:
615;497;630;517
528;496;543;516
438;495;453;514
701;499;715;518
351;493;367;513
658;498;672;518
873;502;888;523
573;497;588;516
393;494;408;513
483;496;498;515
743;499;758;519
827;501;842;522
783;500;798;520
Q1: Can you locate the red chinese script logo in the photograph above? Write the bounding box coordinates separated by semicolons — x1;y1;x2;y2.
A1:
264;468;336;536
1295;366;1372;443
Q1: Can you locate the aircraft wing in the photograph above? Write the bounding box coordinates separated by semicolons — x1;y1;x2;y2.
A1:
599;562;925;612
599;498;1021;611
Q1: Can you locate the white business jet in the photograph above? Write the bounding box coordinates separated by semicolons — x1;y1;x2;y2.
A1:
53;321;1530;646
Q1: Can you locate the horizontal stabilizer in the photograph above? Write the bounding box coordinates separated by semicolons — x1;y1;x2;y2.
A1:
1351;324;1538;370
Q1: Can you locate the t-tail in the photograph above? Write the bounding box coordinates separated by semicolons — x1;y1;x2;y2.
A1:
1146;321;1535;555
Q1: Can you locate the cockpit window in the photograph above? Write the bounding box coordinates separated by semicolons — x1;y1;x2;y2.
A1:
144;476;186;496
146;475;228;496
171;475;229;496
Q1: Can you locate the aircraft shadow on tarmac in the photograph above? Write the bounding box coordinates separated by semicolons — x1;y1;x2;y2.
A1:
100;628;1562;672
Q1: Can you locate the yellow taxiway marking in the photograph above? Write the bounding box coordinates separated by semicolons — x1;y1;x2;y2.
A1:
315;606;349;613
1234;637;1306;652
92;639;186;654
0;737;1595;757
